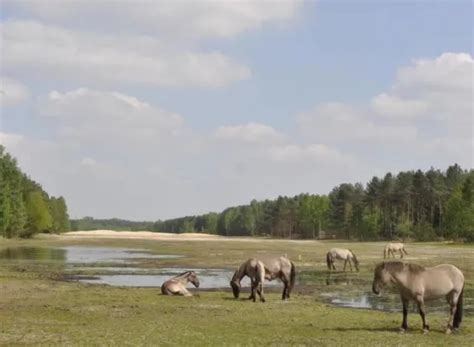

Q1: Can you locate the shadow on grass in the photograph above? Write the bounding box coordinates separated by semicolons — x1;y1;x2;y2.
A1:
322;326;399;333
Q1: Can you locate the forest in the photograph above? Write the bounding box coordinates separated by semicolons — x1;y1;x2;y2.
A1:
151;164;474;241
0;145;70;238
3;143;472;242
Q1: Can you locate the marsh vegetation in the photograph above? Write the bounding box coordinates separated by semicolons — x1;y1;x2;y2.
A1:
0;235;472;345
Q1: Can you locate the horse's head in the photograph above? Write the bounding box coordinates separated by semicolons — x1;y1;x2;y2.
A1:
230;270;241;298
353;259;360;272
188;271;200;288
349;250;360;272
372;262;390;295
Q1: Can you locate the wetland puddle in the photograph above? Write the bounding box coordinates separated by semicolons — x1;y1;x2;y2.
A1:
0;246;262;289
1;246;471;313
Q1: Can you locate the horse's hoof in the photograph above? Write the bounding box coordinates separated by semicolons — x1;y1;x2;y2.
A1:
445;328;452;335
423;329;429;335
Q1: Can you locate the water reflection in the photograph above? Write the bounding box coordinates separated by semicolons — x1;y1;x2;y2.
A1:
0;247;66;262
63;246;181;264
0;246;181;264
77;268;279;289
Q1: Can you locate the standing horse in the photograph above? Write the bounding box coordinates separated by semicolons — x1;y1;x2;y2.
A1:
230;256;296;302
161;271;200;297
326;248;359;272
384;242;408;259
372;261;464;334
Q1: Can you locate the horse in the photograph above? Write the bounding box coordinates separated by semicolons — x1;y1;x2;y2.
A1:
384;242;408;259
230;256;296;302
326;248;359;272
161;270;200;297
372;261;464;334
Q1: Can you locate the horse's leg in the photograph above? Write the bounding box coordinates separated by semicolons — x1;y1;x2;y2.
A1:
281;276;289;300
445;291;458;334
416;295;429;333
399;249;404;258
391;250;395;258
343;259;347;272
256;280;265;303
249;279;257;302
348;259;353;272
400;296;409;332
181;288;193;297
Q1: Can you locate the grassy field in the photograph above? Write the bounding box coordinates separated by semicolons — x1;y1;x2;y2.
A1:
0;235;473;346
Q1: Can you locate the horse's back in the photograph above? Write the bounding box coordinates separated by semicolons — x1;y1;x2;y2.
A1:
387;242;404;249
429;264;464;282
423;264;464;298
329;248;350;258
260;256;291;274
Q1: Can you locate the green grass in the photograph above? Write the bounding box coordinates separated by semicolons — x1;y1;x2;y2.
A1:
0;235;473;346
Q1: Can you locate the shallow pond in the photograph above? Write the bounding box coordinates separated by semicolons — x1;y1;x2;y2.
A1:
1;246;471;313
79;268;240;288
0;246;180;264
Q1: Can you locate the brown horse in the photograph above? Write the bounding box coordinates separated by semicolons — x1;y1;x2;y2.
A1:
326;248;359;272
161;271;200;296
230;256;296;302
384;242;408;259
372;261;464;334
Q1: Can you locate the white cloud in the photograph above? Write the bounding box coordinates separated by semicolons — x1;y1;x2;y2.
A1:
267;143;348;163
8;1;302;40
298;102;418;143
215;122;286;145
371;93;428;119
0;77;29;107
0;131;24;147
80;157;96;166
1;20;251;88
40;88;185;145
396;52;473;93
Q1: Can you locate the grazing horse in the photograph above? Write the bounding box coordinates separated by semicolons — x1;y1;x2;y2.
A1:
384;242;408;259
161;271;200;297
230;256;296;302
372;261;464;334
326;248;359;272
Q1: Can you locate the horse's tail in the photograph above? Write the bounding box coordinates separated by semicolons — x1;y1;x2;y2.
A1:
402;246;408;255
326;252;332;270
453;286;464;329
289;261;296;293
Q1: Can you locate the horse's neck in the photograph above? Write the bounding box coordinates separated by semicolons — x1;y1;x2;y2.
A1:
389;270;410;289
174;273;190;283
233;265;247;283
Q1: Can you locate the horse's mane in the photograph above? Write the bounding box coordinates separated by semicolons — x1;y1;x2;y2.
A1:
176;271;193;277
382;261;425;274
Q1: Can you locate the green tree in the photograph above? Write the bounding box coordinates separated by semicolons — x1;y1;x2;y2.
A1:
26;191;53;235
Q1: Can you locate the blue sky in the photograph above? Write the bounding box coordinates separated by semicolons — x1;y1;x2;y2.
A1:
0;1;472;220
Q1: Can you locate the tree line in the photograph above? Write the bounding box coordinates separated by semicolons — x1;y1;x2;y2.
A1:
71;217;154;231
0;146;70;238
152;165;473;241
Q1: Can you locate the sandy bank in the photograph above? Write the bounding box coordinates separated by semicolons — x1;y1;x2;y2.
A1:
62;230;320;243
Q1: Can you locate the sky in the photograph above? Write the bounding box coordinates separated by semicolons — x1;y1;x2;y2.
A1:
0;0;473;220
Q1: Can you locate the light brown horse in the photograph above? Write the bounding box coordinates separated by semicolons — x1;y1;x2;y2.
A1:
326;248;359;272
230;256;296;302
384;242;408;259
161;271;200;296
372;261;464;334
